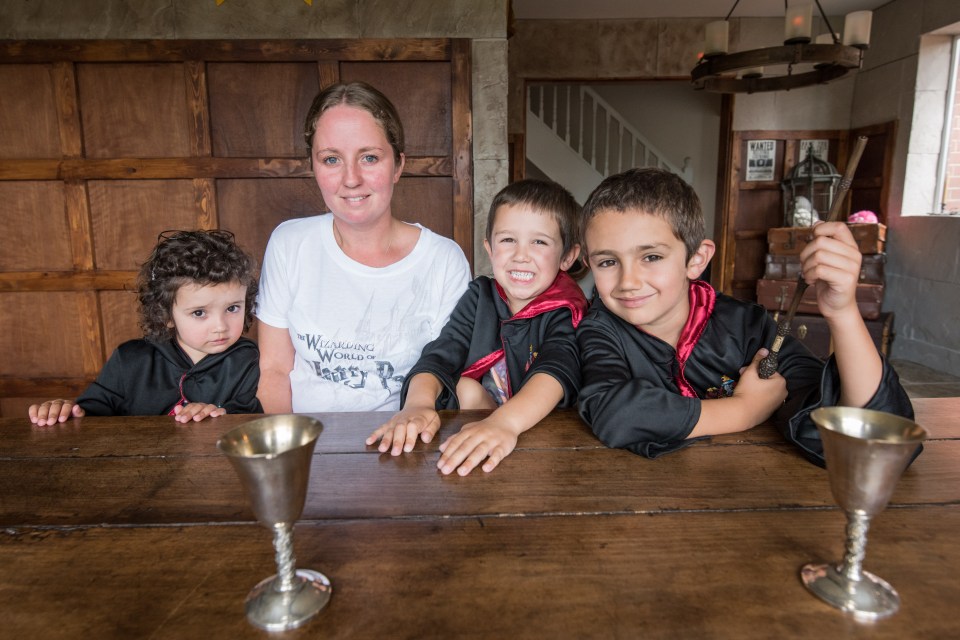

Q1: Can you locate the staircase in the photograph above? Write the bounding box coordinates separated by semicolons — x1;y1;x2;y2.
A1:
526;84;693;204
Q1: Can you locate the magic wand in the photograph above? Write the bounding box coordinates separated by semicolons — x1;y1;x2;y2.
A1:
757;135;869;379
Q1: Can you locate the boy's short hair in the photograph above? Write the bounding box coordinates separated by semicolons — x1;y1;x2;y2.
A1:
137;230;259;342
303;81;404;163
581;167;705;260
486;179;580;256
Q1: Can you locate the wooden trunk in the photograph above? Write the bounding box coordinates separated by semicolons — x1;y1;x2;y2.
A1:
763;253;885;284
768;311;895;360
756;278;885;319
767;223;886;256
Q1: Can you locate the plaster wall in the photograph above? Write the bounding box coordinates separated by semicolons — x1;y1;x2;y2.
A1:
0;0;510;275
590;83;721;238
730;17;855;131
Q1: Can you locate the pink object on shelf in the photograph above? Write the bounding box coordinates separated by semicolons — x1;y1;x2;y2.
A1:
848;210;878;223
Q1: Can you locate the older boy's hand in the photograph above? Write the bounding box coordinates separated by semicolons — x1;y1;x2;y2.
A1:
174;402;226;423
28;399;85;426
437;418;519;476
799;221;862;319
366;407;441;456
734;348;788;425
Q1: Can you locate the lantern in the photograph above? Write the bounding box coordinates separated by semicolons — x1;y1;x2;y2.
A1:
781;150;841;227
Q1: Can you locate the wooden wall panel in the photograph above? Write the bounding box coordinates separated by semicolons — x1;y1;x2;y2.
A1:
0;65;61;158
99;290;142;361
217;178;324;264
341;62;453;158
0;182;71;271
0;39;473;415
78;63;192;158
393;177;455;239
0;292;96;377
207;62;319;158
88;180;199;270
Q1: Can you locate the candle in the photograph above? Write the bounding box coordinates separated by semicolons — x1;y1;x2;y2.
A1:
705;20;729;56
785;3;813;44
843;11;872;47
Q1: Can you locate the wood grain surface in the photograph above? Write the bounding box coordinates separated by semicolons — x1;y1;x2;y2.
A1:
1;398;957;638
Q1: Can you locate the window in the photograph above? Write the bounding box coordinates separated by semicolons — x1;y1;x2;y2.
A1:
935;35;960;214
903;30;960;216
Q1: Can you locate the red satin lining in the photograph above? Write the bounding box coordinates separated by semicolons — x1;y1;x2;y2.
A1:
674;280;716;398
167;373;189;415
461;349;505;383
461;272;588;383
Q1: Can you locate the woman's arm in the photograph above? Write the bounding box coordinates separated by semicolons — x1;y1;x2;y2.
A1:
257;322;295;413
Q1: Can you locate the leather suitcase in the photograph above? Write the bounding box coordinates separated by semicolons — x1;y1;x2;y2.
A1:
756;278;885;319
767;223;886;255
767;311;895;360
763;253;885;284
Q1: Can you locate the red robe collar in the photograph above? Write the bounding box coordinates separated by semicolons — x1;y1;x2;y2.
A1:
674;279;716;398
462;272;588;381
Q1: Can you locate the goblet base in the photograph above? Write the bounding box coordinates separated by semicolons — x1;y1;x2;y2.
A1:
245;569;332;631
801;562;899;621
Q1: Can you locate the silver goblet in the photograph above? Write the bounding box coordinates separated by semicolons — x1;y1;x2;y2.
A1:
218;415;332;631
801;407;927;621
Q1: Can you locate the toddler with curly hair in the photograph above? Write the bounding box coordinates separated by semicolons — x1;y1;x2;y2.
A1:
29;230;263;425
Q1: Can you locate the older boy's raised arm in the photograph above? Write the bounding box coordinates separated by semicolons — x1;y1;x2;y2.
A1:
800;221;882;406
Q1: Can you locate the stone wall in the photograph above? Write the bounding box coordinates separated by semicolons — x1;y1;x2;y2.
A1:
851;0;960;375
0;0;509;274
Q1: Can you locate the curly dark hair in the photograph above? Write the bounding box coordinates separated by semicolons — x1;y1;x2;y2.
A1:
137;230;259;341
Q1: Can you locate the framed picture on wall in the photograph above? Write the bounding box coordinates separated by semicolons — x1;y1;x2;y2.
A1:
746;140;777;181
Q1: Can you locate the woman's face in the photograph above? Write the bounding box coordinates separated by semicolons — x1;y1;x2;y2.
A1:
311;104;404;230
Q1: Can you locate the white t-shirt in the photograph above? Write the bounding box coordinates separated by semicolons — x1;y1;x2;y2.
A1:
256;214;471;412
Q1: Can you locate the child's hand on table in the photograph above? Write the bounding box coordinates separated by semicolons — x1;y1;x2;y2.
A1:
29;400;85;426
366;406;441;455
437;417;519;476
173;402;226;423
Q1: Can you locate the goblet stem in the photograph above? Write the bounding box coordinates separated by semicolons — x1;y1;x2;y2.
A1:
272;522;297;592
839;510;871;583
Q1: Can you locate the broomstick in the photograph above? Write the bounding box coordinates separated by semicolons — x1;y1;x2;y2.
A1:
757;135;869;379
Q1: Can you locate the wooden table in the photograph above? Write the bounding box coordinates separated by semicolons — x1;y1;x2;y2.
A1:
2;398;958;639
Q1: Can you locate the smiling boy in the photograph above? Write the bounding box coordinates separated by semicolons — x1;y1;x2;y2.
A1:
367;179;587;475
577;168;913;465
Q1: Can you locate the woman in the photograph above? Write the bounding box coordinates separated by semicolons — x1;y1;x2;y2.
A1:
256;82;471;412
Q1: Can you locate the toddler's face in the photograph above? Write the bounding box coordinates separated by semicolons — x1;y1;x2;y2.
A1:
168;280;247;364
585;209;707;346
484;204;578;315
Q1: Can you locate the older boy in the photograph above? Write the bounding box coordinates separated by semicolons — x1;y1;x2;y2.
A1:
577;167;913;465
367;179;587;474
